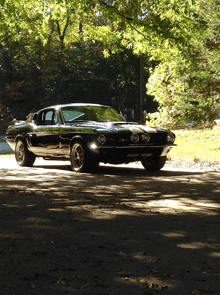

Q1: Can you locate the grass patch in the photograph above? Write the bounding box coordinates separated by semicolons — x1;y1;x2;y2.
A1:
169;126;220;163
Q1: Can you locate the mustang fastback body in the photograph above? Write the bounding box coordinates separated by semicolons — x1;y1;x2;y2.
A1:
6;103;176;172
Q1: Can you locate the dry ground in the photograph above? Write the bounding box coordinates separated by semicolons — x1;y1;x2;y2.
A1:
0;158;220;295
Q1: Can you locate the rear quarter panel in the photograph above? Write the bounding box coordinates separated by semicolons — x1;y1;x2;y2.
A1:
6;123;34;151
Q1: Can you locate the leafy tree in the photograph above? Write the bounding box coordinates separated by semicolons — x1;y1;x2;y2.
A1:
1;0;219;126
78;0;220;126
0;0;154;120
147;0;220;127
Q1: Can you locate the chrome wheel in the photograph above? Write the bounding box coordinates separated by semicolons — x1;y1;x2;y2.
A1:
70;142;85;172
15;139;36;167
15;140;25;165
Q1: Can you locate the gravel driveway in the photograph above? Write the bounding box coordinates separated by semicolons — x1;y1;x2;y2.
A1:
0;158;220;295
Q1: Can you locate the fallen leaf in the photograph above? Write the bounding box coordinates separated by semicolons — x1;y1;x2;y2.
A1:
57;280;66;285
192;290;200;295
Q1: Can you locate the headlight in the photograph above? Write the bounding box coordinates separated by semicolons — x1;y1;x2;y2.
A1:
167;133;175;144
130;133;139;143
141;133;150;143
97;134;106;145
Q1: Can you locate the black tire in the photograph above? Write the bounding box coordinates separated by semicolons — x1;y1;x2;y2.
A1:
141;156;167;171
70;140;97;173
15;139;36;167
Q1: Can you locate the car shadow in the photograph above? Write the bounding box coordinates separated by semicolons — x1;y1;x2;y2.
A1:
97;165;205;177
33;161;205;177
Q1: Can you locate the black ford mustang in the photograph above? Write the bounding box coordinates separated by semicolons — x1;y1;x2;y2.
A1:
6;103;175;172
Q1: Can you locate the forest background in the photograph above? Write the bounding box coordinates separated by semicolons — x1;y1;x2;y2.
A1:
0;0;219;129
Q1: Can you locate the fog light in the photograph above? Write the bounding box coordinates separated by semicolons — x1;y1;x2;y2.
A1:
97;134;106;145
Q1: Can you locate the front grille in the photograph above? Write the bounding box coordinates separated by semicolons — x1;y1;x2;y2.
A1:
104;132;168;146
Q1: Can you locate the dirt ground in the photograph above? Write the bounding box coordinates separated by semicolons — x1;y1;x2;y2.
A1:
0;158;220;295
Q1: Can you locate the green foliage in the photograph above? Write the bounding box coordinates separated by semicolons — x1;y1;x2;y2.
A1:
0;0;151;119
147;0;220;127
0;0;219;126
147;60;186;128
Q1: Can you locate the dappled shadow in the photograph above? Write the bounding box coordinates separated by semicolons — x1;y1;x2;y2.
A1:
0;161;220;294
33;160;206;177
1;162;219;216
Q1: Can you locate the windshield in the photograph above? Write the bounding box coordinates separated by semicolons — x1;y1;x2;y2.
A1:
61;106;124;123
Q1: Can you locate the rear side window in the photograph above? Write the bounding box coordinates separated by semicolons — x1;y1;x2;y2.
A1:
38;110;60;125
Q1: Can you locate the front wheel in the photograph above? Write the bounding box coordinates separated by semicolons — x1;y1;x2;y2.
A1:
70;141;92;172
70;141;99;173
15;139;36;167
141;156;167;171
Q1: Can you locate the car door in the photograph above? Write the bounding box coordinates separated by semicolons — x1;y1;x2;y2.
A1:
28;109;63;157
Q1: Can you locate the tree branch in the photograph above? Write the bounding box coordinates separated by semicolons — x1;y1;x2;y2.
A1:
99;1;147;40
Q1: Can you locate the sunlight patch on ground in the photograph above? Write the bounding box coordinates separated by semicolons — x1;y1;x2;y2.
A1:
64;205;134;219
208;252;220;258
123;197;220;215
177;242;220;250
48;208;65;212
3;204;20;208
115;274;173;290
161;231;187;238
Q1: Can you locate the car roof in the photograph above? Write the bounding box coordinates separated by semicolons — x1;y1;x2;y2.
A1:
39;103;110;112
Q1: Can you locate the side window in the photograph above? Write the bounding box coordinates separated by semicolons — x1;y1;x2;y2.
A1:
38;110;61;125
44;111;54;124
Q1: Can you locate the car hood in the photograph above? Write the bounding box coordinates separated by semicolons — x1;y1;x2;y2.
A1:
67;121;162;133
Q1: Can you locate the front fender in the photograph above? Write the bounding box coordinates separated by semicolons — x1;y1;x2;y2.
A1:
70;135;86;147
15;134;29;146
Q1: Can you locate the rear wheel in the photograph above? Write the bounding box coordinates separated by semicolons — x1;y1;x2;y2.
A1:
15;139;36;167
141;156;167;171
